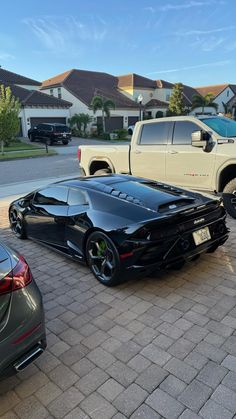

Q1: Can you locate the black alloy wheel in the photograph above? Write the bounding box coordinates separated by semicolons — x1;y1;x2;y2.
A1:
86;231;121;286
9;207;26;239
62;140;69;145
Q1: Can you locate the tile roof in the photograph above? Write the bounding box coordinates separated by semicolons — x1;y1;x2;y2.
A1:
145;99;169;108
195;84;229;98
1;83;72;107
118;73;156;89
42;69;139;109
0;67;41;86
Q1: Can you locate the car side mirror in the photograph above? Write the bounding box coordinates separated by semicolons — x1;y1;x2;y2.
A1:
191;130;211;148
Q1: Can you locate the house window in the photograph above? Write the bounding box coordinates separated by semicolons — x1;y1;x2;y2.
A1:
166;94;170;101
50;89;53;96
58;87;62;99
227;90;229;97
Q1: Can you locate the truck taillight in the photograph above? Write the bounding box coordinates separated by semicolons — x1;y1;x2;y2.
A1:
77;147;81;162
0;256;32;295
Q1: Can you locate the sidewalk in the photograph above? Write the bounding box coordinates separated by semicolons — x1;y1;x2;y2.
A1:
0;173;79;206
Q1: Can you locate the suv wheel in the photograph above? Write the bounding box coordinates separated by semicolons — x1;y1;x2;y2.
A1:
62;140;69;145
29;134;35;142
223;178;236;218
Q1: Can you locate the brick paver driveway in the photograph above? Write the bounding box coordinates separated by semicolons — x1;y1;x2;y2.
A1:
0;206;236;419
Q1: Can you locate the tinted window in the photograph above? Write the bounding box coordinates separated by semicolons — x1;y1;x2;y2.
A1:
140;122;170;145
42;124;53;132
173;121;200;145
54;125;69;133
34;187;68;205
68;188;88;206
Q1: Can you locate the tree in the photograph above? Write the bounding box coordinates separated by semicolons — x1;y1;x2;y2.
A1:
69;113;92;136
79;113;92;135
90;95;115;133
168;83;185;116
0;85;20;155
68;113;82;134
191;93;218;113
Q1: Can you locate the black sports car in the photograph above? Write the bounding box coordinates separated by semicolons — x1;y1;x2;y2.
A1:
9;175;229;286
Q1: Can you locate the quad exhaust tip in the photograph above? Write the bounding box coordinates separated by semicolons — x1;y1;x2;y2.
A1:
14;346;44;372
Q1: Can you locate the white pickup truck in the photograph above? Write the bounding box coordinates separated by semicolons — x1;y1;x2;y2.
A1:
78;116;236;218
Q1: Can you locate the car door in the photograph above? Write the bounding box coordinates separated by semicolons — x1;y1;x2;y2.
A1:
65;188;91;259
25;186;69;249
166;120;216;190
130;121;173;182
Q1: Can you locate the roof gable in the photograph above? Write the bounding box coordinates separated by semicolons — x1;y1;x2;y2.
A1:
118;73;156;89
42;69;139;109
195;84;229;98
1;83;71;107
0;68;41;86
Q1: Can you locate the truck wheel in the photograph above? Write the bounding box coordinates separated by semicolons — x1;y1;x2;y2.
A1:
29;134;35;142
223;178;236;218
62;140;69;145
94;168;111;175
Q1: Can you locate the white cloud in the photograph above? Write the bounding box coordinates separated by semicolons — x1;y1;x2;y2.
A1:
157;0;225;12
146;60;231;75
175;26;236;36
0;52;15;61
23;16;107;53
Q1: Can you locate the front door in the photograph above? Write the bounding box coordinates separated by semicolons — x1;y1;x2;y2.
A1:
131;121;173;182
166;120;216;190
25;186;69;248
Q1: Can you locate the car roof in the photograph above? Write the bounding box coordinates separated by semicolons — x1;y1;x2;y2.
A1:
40;123;67;126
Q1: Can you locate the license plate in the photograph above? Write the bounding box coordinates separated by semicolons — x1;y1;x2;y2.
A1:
63;133;66;137
193;226;211;246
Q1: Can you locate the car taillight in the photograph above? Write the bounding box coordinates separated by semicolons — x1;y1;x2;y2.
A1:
77;147;81;162
0;256;32;295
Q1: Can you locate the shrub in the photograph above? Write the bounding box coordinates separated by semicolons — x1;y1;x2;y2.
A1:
113;129;128;139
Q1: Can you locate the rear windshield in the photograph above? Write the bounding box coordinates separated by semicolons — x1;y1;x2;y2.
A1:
202;117;236;138
54;125;70;133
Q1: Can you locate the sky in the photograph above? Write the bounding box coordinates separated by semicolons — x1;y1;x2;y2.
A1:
1;0;236;87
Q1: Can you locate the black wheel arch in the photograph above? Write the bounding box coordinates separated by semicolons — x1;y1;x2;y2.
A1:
218;164;236;192
89;160;113;175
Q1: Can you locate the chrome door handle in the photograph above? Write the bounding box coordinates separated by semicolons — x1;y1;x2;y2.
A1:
168;150;178;154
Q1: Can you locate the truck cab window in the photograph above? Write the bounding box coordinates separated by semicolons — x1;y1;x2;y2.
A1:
173;121;200;145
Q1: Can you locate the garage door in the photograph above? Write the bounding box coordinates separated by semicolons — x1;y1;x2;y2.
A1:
97;116;123;132
30;117;67;128
128;116;139;126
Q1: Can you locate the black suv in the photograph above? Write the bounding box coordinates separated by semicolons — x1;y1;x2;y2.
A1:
28;123;71;145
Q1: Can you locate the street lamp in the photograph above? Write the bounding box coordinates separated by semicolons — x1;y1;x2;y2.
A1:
138;94;143;121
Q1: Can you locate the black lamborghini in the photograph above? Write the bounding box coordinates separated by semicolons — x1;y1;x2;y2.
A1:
9;175;229;286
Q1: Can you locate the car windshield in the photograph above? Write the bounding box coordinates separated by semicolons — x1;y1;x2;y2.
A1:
54;125;70;133
202;117;236;138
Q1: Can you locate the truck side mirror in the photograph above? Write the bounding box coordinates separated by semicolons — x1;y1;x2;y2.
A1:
191;130;211;148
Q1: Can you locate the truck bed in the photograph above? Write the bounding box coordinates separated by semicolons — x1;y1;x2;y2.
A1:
79;144;131;176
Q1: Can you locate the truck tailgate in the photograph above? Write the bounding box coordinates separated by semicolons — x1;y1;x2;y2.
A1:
79;144;131;175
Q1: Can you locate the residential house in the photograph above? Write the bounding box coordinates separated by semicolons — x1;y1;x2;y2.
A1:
117;73;203;117
41;69;140;131
195;84;236;115
0;68;72;137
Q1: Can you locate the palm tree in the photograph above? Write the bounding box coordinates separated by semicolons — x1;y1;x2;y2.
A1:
90;95;115;133
68;114;82;134
79;113;92;135
191;93;218;114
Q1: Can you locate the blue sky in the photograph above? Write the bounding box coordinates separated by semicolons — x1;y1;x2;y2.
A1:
1;0;236;86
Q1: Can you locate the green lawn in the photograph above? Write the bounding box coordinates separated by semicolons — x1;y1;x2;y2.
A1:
4;140;43;151
0;149;56;161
